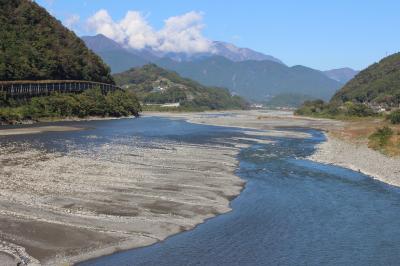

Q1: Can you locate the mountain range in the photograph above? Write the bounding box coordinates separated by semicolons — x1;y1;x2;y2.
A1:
155;56;342;101
82;34;358;101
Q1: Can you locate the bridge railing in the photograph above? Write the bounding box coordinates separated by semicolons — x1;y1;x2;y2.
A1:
0;80;121;97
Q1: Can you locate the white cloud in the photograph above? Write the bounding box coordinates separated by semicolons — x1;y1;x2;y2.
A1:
120;11;158;50
87;9;125;43
65;14;80;30
157;11;211;53
87;10;212;54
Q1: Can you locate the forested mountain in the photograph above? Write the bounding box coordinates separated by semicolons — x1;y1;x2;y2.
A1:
114;64;248;110
0;0;113;83
156;56;342;101
323;68;359;84
331;52;400;106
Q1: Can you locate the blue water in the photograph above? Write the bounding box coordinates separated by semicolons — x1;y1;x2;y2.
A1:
78;117;400;266
4;117;400;266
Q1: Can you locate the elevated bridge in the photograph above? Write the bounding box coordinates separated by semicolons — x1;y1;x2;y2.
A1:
0;80;121;97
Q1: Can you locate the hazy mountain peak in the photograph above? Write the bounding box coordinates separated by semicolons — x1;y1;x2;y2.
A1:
211;41;284;64
323;67;359;84
81;34;124;53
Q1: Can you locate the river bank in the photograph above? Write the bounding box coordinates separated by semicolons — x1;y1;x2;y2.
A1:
308;132;400;187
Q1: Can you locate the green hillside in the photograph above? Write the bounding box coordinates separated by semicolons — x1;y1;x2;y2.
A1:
0;0;113;83
114;64;249;111
331;52;400;106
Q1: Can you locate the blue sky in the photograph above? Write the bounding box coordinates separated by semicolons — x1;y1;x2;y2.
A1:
36;0;400;70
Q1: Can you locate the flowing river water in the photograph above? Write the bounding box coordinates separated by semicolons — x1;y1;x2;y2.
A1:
75;116;400;266
3;116;400;266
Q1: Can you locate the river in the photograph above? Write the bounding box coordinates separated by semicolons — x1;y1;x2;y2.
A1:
66;116;400;266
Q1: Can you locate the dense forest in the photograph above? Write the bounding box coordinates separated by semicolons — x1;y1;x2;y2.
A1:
295;100;376;119
0;88;141;124
114;64;249;111
331;52;400;106
0;0;114;83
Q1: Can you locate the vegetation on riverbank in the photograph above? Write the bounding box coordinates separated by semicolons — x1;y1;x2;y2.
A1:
295;51;400;156
295;101;400;156
388;110;400;124
294;100;377;119
0;88;141;124
114;64;249;111
324;116;400;156
367;126;399;155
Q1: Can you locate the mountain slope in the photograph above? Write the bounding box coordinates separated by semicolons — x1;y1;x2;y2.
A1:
94;50;148;74
323;68;359;84
0;1;113;83
331;52;400;106
81;34;150;73
211;41;284;64
114;64;248;110
81;34;124;52
156;56;342;101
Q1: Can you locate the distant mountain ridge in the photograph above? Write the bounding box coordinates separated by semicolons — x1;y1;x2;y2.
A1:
323;68;359;84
